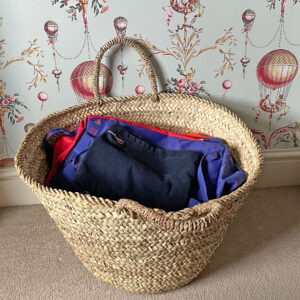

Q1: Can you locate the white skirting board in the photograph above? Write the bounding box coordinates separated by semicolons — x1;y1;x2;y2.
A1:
1;149;300;207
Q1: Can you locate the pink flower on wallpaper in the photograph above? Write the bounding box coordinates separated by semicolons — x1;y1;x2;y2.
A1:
176;77;186;88
186;86;195;95
193;82;201;90
6;95;15;102
0;99;9;108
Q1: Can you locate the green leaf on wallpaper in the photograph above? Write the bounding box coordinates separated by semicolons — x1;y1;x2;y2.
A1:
76;3;82;12
91;0;103;16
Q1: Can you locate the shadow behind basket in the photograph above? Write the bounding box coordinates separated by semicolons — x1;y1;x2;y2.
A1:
15;37;263;294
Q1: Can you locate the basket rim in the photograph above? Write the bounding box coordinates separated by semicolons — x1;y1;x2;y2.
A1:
14;92;264;232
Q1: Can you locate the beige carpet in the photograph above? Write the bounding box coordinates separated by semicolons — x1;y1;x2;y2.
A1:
0;186;299;300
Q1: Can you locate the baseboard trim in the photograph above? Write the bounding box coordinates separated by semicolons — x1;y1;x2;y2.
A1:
1;149;300;207
255;148;300;188
0;167;39;207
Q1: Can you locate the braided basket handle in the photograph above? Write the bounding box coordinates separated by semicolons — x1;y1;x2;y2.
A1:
93;37;159;105
117;198;223;233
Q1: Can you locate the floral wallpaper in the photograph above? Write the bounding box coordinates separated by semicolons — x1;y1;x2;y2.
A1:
1;0;300;167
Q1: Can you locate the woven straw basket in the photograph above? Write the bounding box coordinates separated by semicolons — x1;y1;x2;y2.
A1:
15;37;263;294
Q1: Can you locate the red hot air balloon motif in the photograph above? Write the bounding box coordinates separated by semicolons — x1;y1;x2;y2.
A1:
256;49;298;91
46;1;110;92
70;61;113;102
240;9;256;79
244;1;300;149
114;17;128;95
44;20;58;44
44;20;63;91
242;9;256;33
254;49;298;131
114;16;128;37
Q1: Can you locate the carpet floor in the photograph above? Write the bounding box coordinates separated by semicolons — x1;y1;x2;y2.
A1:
0;186;299;300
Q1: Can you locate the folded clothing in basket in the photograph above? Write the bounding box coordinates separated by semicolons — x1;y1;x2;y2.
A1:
73;124;200;212
44;116;211;191
44;116;247;210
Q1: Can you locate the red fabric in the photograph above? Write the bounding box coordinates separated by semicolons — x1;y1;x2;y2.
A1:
45;115;212;186
181;132;211;139
44;119;87;186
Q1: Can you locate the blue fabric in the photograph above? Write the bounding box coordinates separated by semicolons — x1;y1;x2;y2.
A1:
48;116;247;208
74;124;200;212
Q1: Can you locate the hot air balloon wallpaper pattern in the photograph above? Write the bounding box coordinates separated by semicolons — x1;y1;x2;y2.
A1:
2;0;300;167
238;0;300;148
256;49;298;131
70;60;113;102
257;49;298;100
45;0;110;91
44;20;58;44
240;9;256;79
241;1;300;80
114;16;128;95
44;20;62;91
242;9;256;32
114;16;128;38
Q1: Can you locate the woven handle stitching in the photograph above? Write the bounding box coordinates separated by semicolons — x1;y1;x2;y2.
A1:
93;37;159;105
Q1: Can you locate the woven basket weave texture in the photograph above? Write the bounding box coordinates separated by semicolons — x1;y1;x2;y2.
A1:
15;37;263;294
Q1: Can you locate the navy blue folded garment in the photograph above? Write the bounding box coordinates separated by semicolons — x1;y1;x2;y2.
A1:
74;124;200;212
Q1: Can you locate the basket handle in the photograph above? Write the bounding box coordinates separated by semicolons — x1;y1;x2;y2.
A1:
93;37;159;105
116;198;223;233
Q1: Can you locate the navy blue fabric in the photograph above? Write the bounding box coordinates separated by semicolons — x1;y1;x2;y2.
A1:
47;116;247;208
73;124;200;212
